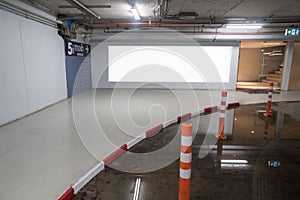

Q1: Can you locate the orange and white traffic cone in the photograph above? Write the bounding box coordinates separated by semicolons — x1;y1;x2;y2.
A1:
264;82;274;117
178;123;192;200
215;91;227;139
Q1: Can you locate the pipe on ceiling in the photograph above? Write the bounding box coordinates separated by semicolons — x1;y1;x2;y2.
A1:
160;0;177;19
87;20;300;28
89;21;222;26
68;0;101;19
101;29;284;35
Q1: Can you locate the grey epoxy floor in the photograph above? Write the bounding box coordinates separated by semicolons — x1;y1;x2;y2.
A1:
1;89;300;200
75;102;300;200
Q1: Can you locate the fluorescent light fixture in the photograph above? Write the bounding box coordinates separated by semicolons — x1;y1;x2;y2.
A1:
226;24;262;29
221;163;249;168
133;178;141;200
270;53;283;56
221;159;248;164
130;7;141;20
262;42;285;47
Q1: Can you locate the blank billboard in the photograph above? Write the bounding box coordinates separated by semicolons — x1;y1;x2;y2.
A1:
108;46;233;83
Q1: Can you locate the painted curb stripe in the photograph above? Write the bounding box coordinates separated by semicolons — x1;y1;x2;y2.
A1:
204;106;217;113
103;144;127;167
126;133;146;149
162;118;178;128
58;187;74;200
191;109;204;117
227;102;240;108
73;162;105;194
146;124;163;137
177;113;192;124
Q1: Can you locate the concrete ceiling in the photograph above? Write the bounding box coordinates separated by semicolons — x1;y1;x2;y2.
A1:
20;0;300;21
15;0;300;40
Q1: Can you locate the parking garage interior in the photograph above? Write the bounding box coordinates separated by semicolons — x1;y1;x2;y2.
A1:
0;0;300;200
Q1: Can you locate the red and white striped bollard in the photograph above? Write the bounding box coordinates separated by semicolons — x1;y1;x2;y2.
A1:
178;123;193;200
264;82;274;117
215;91;227;139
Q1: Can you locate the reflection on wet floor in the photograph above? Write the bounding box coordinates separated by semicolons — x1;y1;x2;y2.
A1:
75;102;300;200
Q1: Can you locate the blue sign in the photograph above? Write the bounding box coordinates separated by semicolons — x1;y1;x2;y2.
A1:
285;28;300;36
65;40;90;57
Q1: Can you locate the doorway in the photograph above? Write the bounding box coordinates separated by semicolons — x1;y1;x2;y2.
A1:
236;41;286;90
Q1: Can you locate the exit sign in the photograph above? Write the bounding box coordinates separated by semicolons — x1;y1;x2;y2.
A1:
285;28;300;36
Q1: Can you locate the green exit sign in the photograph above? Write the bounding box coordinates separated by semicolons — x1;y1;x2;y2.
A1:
285;28;300;36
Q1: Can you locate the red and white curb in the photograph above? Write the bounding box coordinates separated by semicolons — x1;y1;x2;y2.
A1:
126;133;146;149
227;102;240;109
191;109;204;117
146;124;163;138
204;105;218;113
58;101;240;200
163;118;178;128
73;162;105;194
177;113;192;124
103;144;127;167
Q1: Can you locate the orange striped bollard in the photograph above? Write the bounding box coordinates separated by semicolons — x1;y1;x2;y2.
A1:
264;82;274;117
264;117;270;139
215;91;227;139
178;123;193;200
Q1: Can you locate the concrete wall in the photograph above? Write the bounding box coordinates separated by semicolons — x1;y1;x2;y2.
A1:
0;5;67;125
288;43;300;90
237;48;261;82
263;46;285;74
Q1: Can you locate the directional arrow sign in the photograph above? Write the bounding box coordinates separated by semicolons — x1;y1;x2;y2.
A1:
285;28;300;36
64;40;91;57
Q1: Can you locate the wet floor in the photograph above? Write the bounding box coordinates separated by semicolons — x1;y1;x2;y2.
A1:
75;102;300;200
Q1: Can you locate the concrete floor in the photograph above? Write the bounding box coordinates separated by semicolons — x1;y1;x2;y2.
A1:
75;103;300;200
1;89;300;200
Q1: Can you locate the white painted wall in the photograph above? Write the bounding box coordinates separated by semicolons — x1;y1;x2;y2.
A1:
0;8;67;125
91;34;239;90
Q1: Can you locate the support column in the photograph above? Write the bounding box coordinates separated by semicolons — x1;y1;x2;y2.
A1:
275;102;285;140
281;41;295;91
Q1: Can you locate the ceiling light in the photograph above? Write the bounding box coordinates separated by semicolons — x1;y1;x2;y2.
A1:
221;159;248;164
226;24;262;29
133;178;141;200
262;42;285;47
263;52;271;55
130;7;141;20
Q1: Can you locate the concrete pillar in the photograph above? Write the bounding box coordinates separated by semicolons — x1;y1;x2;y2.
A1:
281;41;295;91
275;102;286;140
